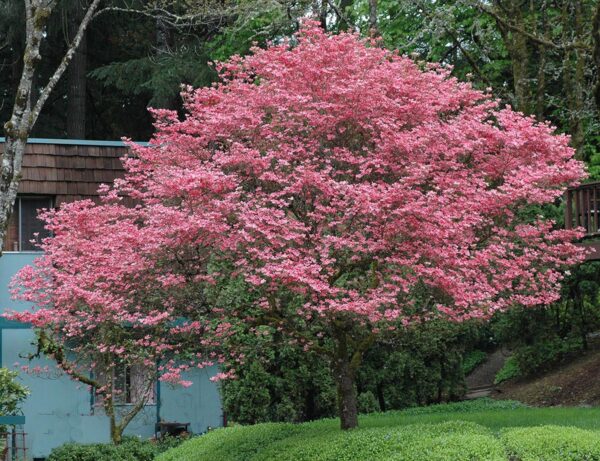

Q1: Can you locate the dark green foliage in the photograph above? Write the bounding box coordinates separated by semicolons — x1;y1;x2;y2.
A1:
357;391;380;414
513;337;585;374
492;261;600;381
221;347;337;424
47;435;188;461
356;320;484;412
462;350;487;375
89;45;216;109
494;357;521;385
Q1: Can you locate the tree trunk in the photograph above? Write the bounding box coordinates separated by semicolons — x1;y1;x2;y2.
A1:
333;329;358;430
509;11;530;113
376;382;386;413
336;353;358;430
368;0;378;37
534;1;547;120
67;2;88;139
109;414;124;445
319;0;328;30
493;1;530;113
0;136;27;253
593;2;600;115
570;0;586;156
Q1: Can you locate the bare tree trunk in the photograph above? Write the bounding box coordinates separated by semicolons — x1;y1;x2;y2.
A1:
0;0;101;253
368;0;378;37
67;1;88;139
593;2;600;115
570;0;586;156
489;1;531;113
319;0;327;30
334;331;358;430
534;1;547;120
509;5;530;113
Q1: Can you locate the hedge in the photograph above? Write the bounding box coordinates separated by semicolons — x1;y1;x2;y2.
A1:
157;421;505;461
501;425;600;461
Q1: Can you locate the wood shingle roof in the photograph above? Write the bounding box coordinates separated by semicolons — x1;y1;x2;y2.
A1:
0;139;141;205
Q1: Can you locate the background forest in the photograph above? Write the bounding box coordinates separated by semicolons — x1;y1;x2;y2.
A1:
3;0;600;424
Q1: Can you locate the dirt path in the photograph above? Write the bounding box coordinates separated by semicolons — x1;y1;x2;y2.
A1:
464;349;508;399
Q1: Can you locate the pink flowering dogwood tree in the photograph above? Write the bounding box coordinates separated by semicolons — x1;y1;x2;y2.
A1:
8;23;585;431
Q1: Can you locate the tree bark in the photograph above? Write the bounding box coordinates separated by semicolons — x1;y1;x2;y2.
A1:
507;4;530;113
570;0;586;156
334;333;358;430
368;0;378;37
534;1;547;120
105;395;123;445
376;382;386;412
67;1;88;139
593;2;600;115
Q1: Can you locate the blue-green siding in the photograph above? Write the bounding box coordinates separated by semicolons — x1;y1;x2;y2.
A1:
1;253;223;458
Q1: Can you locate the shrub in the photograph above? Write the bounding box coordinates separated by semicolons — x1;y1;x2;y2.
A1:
157;423;302;461
494;356;521;384
357;320;476;412
501;425;600;461
0;368;29;416
513;336;584;375
462;350;487;375
47;443;124;461
357;391;380;414
47;435;187;461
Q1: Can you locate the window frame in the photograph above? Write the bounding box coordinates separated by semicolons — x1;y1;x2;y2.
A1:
92;363;157;409
5;195;54;253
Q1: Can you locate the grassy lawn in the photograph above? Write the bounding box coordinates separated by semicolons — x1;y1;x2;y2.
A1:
363;400;600;431
157;399;600;461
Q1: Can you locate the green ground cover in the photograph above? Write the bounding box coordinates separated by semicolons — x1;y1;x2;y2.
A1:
157;399;600;461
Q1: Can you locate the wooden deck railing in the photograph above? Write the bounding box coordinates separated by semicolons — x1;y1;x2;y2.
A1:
565;182;600;236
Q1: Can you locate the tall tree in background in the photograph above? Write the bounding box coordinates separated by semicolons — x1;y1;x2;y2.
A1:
67;0;88;138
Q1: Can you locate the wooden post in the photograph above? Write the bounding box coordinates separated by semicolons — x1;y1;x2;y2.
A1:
587;189;592;233
566;189;573;229
594;186;598;232
576;189;582;227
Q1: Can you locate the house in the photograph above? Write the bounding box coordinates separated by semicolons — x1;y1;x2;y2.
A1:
0;139;223;459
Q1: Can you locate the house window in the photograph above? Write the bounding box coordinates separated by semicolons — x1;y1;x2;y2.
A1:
114;364;156;405
3;196;53;252
95;363;156;406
